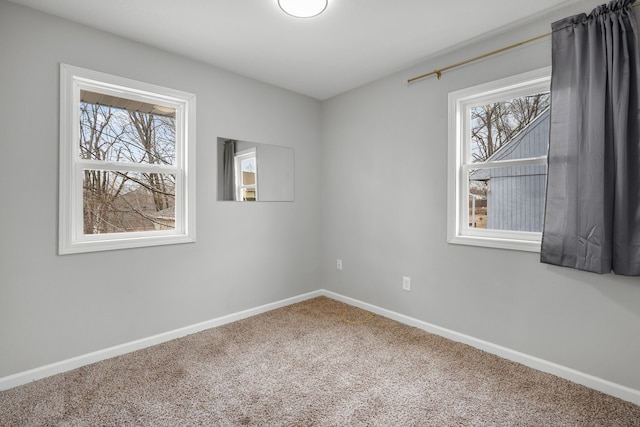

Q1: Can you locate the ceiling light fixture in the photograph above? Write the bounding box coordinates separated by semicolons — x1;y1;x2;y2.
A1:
278;0;328;18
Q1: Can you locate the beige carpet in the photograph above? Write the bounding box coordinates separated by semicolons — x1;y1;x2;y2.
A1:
1;296;639;426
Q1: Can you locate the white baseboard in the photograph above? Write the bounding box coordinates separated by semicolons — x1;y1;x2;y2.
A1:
0;290;323;392
2;288;639;407
322;290;640;406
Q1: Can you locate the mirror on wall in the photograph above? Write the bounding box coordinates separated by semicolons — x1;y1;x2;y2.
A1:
217;137;294;202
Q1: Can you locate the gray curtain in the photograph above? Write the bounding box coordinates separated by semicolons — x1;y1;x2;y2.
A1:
223;140;236;201
541;0;640;275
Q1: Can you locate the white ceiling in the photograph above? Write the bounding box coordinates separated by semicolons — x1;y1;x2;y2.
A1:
9;0;583;100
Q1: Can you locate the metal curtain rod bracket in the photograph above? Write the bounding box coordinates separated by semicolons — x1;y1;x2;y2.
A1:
407;1;640;85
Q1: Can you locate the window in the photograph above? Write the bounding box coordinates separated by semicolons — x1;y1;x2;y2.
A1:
234;149;258;201
447;67;551;252
59;64;196;254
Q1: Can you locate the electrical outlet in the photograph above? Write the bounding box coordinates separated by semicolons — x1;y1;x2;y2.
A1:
402;276;411;291
337;259;343;270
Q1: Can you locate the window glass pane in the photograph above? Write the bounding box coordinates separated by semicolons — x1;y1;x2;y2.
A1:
83;170;176;234
79;92;176;166
470;93;550;163
241;158;256;185
468;164;547;232
241;187;257;201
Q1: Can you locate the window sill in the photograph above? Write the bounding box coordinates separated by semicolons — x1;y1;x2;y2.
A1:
448;234;541;253
59;233;195;255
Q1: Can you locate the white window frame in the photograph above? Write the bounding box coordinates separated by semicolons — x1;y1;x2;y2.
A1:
447;67;551;252
59;64;196;254
234;149;258;201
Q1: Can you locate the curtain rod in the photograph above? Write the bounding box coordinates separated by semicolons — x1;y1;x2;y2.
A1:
407;33;550;84
407;1;640;84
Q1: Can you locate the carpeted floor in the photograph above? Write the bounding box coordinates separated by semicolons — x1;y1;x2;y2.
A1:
1;296;639;426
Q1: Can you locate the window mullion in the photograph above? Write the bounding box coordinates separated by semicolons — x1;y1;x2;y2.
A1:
76;159;179;174
466;156;547;170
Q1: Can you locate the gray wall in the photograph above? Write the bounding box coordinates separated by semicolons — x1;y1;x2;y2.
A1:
319;0;640;392
0;1;321;377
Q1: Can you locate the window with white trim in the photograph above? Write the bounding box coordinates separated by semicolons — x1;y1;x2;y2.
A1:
447;67;550;252
59;64;196;254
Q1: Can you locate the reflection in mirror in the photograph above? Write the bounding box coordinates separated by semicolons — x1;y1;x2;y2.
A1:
217;137;294;202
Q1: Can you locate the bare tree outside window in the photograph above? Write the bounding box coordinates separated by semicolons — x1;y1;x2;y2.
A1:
470;94;550;163
79;95;177;234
